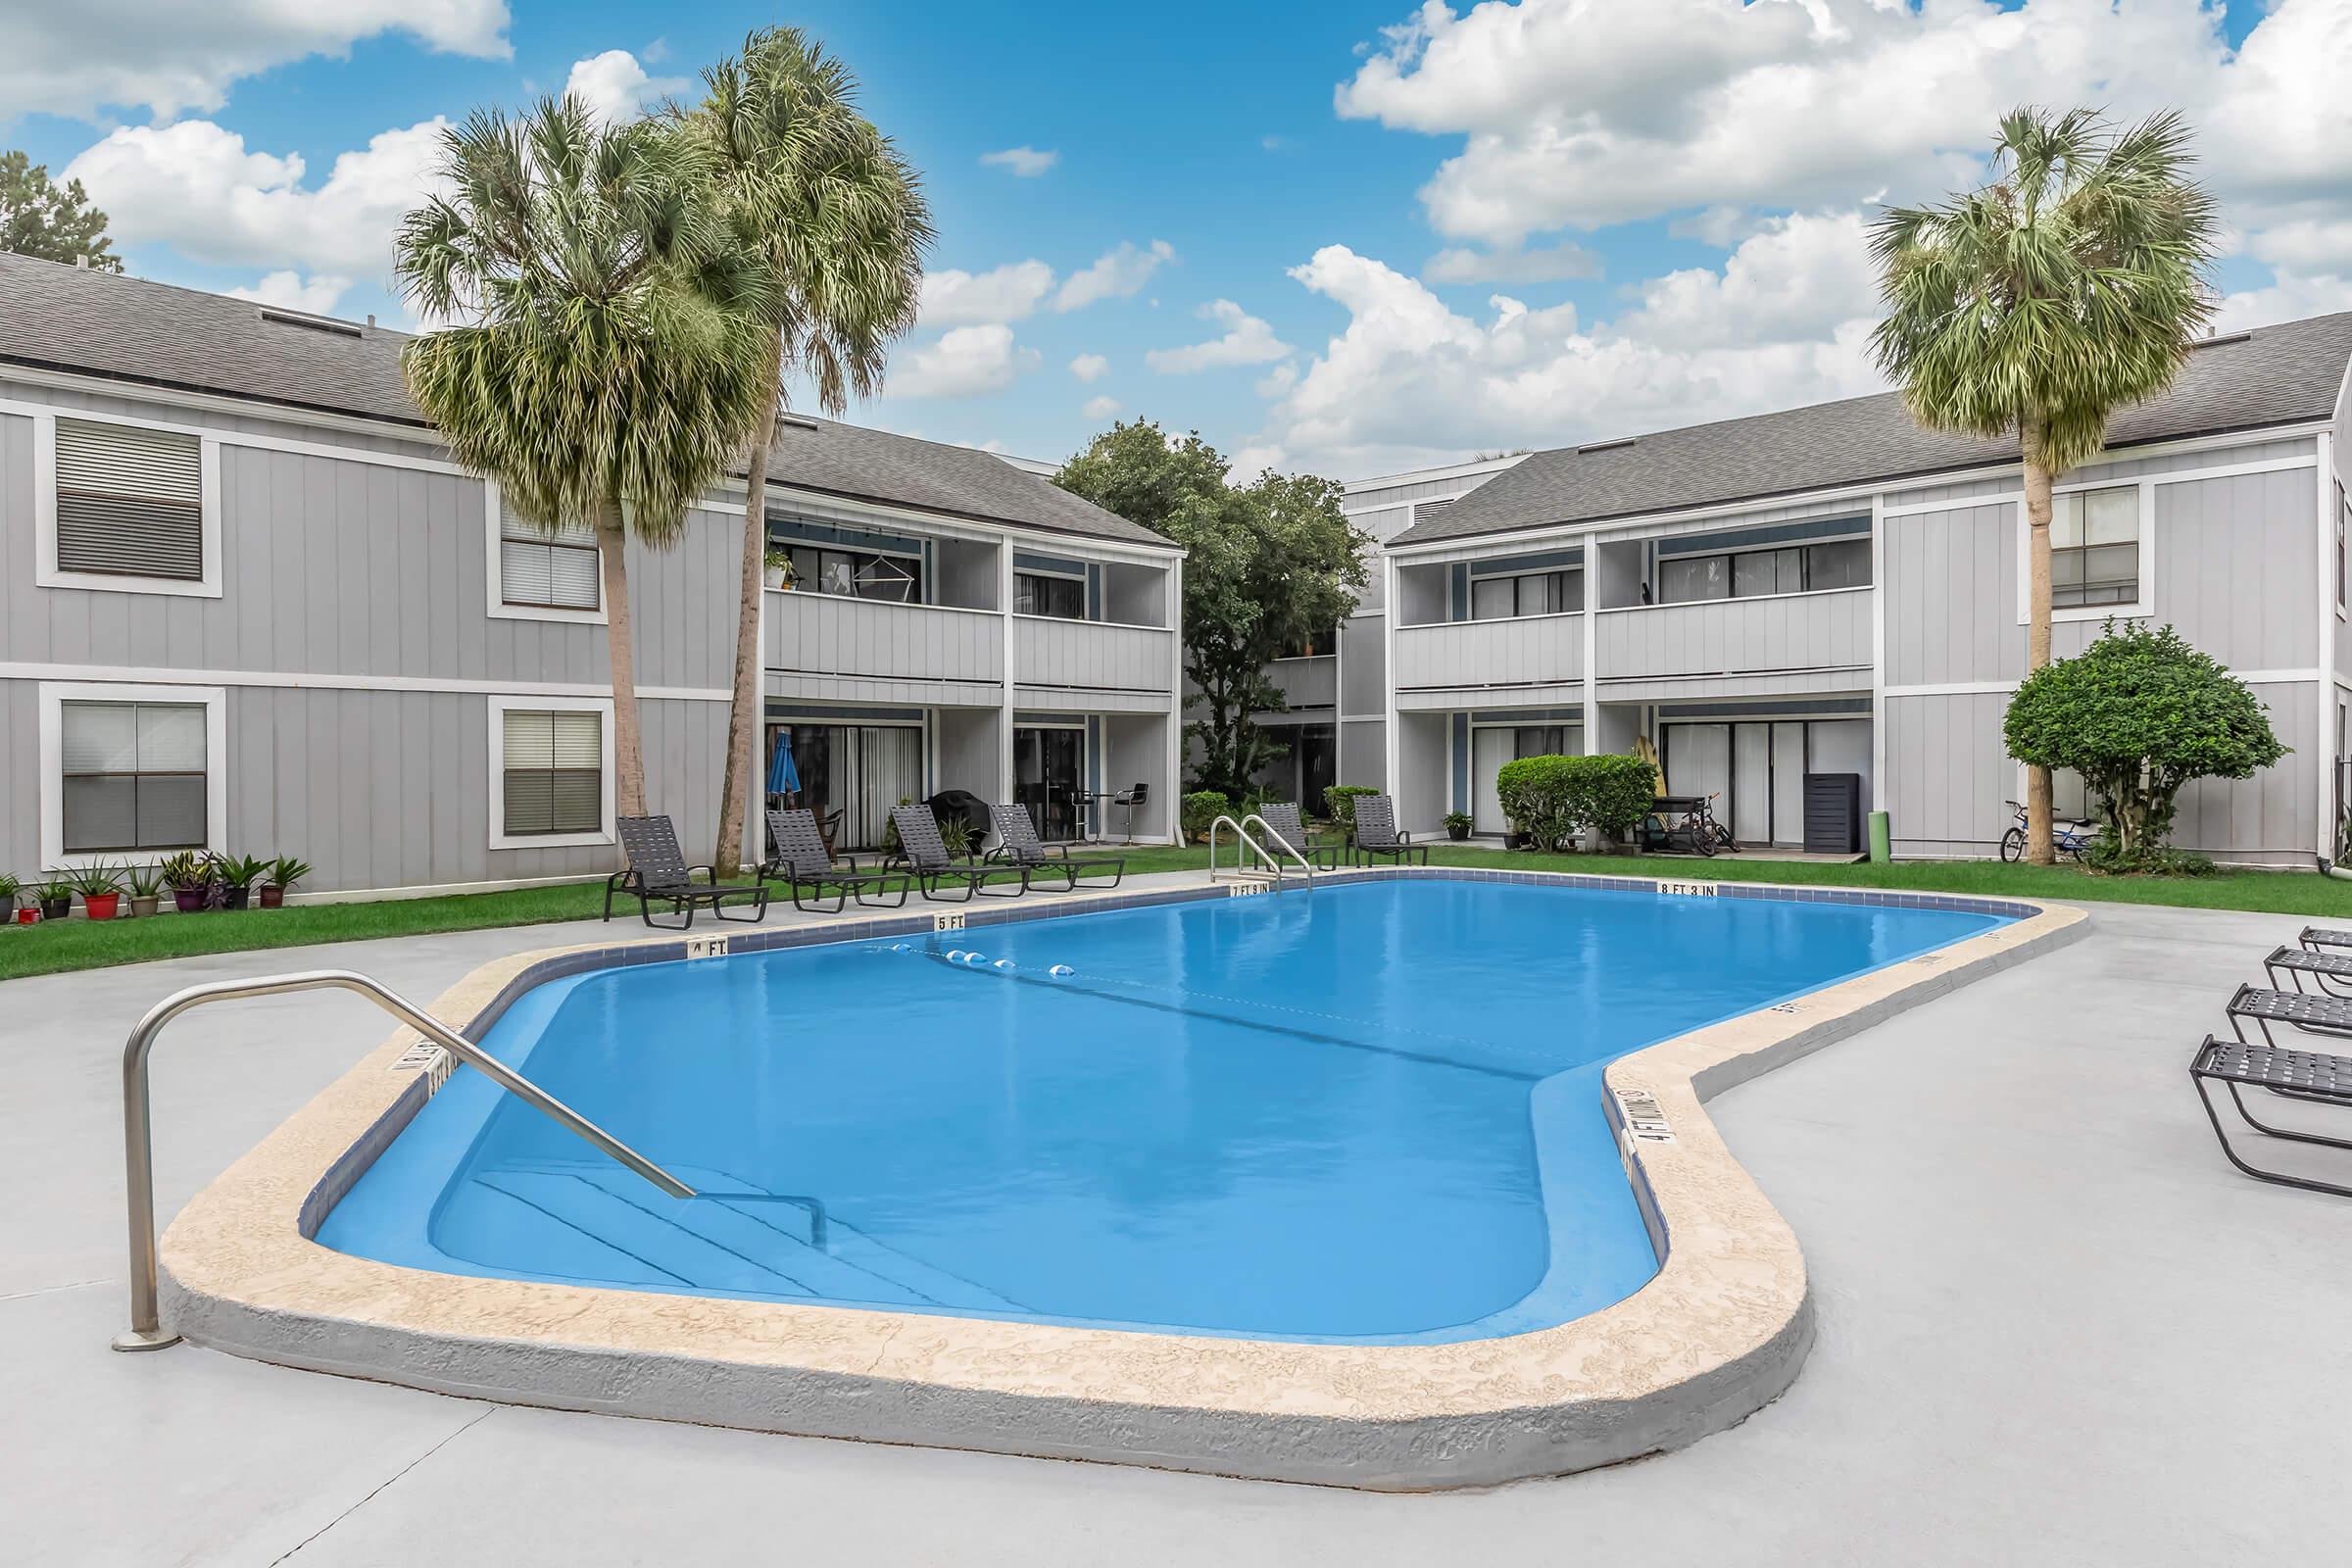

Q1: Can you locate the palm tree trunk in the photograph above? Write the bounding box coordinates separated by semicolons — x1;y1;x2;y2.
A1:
597;500;648;818
2021;424;2056;866
712;397;778;872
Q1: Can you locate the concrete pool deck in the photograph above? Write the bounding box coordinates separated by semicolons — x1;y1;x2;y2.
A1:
4;888;2348;1558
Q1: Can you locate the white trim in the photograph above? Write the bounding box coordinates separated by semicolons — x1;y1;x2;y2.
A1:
1869;492;1887;807
1006;612;1175;636
484;478;608;626
763;587;1001;622
1342;453;1528;500
2319;430;2338;863
1885;668;2322;700
1652;522;1873;558
765;482;1183;567
486;694;616;852
2015;481;2155;626
36;680;228;873
0;389;462;476
0;365;448;451
0;661;727;702
1879;491;2026;519
1592;583;1874;617
31;413;224;600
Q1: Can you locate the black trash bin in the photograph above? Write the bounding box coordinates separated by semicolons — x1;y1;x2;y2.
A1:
1803;773;1862;855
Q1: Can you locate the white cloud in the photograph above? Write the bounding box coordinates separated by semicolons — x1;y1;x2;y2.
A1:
1054;240;1175;313
920;260;1058;326
564;49;689;126
3;2;510;121
890;324;1041;398
226;270;352;316
1081;395;1121;420
66;117;448;281
980;146;1059;177
1145;300;1292;374
1254;362;1298;398
1068;353;1110;383
1423;240;1600;285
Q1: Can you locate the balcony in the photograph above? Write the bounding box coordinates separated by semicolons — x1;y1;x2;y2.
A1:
1262;655;1337;712
1592;586;1871;699
763;589;1004;706
1393;612;1584;710
1011;614;1177;711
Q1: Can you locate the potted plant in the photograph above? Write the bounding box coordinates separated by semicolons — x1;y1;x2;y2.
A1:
0;873;18;924
763;547;794;590
161;851;211;913
124;862;166;918
261;856;312;908
1442;810;1473;842
214;854;269;911
33;877;74;922
71;862;124;920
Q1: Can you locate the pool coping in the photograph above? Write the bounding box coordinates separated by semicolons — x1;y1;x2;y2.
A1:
155;866;2087;1490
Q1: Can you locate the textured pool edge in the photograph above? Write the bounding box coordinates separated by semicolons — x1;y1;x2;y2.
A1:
155;870;2088;1490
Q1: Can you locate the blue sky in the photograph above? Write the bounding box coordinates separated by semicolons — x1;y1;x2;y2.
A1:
8;2;2347;477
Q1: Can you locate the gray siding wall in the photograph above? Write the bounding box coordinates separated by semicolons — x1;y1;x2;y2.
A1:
1099;712;1171;837
1395;710;1449;835
1011;616;1173;695
1592;588;1869;680
1394;613;1583;694
933;706;1002;797
763;591;1004;684
1340;614;1385;715
1263;656;1336;710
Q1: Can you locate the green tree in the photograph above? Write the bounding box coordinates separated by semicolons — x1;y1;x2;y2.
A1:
395;99;777;816
2003;622;2284;864
1870;107;2219;864
1054;422;1368;797
681;27;932;870
0;151;122;272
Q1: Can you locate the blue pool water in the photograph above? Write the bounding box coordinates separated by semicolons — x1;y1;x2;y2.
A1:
318;879;2003;1343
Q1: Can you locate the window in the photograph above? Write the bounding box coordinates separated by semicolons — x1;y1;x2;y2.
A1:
1013;570;1086;618
2050;485;2141;608
785;544;923;605
1658;553;1731;604
51;417;206;583
1469;567;1581;619
2335;486;2346;614
60;701;208;853
499;501;600;611
500;709;604;838
1656;536;1871;604
1806;537;1872;591
1280;626;1340;659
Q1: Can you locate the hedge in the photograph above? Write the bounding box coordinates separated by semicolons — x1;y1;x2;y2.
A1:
1493;754;1657;850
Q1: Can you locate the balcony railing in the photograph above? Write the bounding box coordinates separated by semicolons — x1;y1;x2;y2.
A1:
1262;655;1337;711
1393;612;1583;702
764;589;1003;685
1593;586;1870;681
1011;613;1175;695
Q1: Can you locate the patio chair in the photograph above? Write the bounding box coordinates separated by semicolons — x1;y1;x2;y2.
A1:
2190;1034;2352;1199
984;804;1124;891
1350;795;1428;867
1255;802;1342;870
604;814;770;930
2225;983;2352;1047
2264;944;2352;1000
2300;926;2352;954
761;808;909;913
889;804;1013;902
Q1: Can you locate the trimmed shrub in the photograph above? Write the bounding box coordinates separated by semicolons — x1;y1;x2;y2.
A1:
1494;753;1663;851
1581;754;1660;844
1324;784;1379;835
1182;790;1232;842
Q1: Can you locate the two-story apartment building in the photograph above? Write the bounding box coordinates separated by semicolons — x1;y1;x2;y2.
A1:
1376;312;2352;866
0;254;1181;899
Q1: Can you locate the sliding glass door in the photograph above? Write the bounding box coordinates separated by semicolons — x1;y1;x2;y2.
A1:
1013;725;1084;842
783;723;924;850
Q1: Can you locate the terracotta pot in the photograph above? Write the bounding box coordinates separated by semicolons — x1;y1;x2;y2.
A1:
130;896;159;918
259;884;284;908
83;892;121;920
222;886;251;910
173;888;206;913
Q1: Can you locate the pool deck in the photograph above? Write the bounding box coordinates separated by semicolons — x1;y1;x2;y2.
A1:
5;880;2349;1559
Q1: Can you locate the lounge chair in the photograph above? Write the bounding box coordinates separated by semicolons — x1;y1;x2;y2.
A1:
1255;802;1342;870
1350;795;1428;866
984;804;1125;891
2300;926;2352;954
2226;983;2352;1046
761;808;909;913
889;804;1011;902
2264;944;2352;999
2191;1034;2352;1199
604;813;770;929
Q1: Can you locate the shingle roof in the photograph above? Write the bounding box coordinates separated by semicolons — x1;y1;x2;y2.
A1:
0;250;1158;547
1391;310;2352;547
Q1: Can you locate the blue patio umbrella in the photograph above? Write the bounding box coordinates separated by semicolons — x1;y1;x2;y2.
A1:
766;730;801;798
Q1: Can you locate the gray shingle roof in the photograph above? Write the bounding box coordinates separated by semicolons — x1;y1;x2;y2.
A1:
0;250;1157;547
1392;310;2352;547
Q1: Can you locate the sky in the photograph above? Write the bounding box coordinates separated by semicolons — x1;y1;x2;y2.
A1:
4;1;2349;480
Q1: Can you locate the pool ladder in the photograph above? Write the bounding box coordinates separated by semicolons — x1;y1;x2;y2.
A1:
110;967;696;1352
1208;812;1314;887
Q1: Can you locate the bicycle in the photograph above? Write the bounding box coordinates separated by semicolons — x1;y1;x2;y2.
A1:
1998;799;2099;862
1637;792;1736;858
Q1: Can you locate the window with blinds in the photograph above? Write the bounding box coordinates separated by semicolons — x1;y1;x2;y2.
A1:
500;501;600;611
61;701;208;852
55;419;203;580
502;710;603;836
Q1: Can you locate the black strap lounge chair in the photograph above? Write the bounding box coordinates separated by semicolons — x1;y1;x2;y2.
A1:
1256;802;1342;870
604;813;770;930
2225;983;2352;1047
2301;926;2352;954
1350;795;1428;866
2264;944;2352;999
762;808;909;913
2191;1035;2352;1199
889;804;1009;902
984;804;1125;891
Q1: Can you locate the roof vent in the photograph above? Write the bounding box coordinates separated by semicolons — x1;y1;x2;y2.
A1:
1576;436;1637;455
258;307;364;340
2189;330;2251;351
777;413;820;431
1413;497;1456;523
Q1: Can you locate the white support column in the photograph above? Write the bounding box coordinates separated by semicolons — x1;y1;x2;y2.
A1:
2318;430;2337;865
999;538;1016;811
1869;491;1887;833
1164;555;1184;844
1581;539;1600;757
1382;552;1401;814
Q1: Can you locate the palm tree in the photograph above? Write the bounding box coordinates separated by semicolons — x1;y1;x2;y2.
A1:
682;27;932;871
396;99;777;817
1870;107;2218;863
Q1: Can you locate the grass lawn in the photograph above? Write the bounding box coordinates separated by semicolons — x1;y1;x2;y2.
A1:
4;842;2344;983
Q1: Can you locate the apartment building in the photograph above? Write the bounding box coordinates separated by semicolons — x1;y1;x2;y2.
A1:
0;254;1182;899
1371;311;2352;865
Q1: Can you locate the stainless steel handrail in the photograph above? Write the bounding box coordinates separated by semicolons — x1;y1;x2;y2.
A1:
1207;812;1312;884
113;967;695;1352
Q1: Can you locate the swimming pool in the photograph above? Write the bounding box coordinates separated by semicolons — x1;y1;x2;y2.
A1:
317;876;2004;1345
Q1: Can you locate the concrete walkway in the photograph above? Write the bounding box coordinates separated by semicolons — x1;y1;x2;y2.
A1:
3;892;2347;1564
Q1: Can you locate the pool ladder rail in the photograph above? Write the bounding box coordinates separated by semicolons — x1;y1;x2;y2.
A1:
111;967;696;1353
1208;812;1314;887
